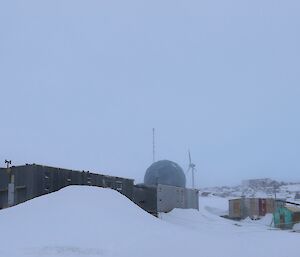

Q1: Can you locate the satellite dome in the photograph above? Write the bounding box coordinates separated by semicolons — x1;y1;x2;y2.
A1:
144;160;186;188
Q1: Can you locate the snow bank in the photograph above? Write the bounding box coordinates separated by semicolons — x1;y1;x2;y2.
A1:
292;223;300;232
0;186;163;257
241;214;274;227
0;186;299;257
200;195;228;216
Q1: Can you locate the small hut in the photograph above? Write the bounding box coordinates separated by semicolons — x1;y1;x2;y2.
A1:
228;198;276;219
273;205;300;229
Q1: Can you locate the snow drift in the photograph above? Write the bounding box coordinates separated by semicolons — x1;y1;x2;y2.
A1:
0;186;299;257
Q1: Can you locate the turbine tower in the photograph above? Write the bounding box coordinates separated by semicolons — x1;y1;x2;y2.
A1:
186;150;196;188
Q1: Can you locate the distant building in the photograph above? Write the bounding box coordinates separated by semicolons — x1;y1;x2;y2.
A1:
295;192;300;200
242;178;274;188
229;198;277;219
274;205;300;229
201;192;210;197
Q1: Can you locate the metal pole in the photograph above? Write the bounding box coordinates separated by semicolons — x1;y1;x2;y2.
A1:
5;160;14;207
192;169;195;189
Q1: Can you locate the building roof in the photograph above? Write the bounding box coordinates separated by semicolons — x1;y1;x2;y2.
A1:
144;160;186;188
286;205;300;213
229;197;275;201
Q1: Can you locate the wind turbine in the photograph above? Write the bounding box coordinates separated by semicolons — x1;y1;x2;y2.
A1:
186;150;197;189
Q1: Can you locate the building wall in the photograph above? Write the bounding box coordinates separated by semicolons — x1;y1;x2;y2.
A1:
0;168;9;208
229;198;276;219
132;185;157;215
157;184;199;213
1;164;199;217
245;198;259;217
242;178;273;188
266;198;275;213
274;207;293;229
0;164;134;209
292;212;300;224
229;199;241;219
132;184;199;215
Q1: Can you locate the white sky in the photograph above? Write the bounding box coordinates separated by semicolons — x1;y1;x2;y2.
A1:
0;0;299;186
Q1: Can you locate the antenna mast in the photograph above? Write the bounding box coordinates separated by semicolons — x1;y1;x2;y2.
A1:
152;128;156;163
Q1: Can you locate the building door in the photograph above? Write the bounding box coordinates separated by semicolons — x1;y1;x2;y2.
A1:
259;199;267;216
280;214;285;229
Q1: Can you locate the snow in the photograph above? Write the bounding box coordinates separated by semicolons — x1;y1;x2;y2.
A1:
202;183;300;200
199;195;229;216
0;186;300;257
241;214;274;227
293;223;300;232
281;184;300;192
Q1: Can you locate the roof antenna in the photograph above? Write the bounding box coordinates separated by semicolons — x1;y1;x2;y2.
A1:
5;159;11;169
152;128;156;163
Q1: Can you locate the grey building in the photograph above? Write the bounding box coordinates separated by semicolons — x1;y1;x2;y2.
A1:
0;164;133;209
0;160;199;216
133;160;199;215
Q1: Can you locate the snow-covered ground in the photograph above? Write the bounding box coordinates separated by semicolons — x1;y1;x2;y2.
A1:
0;186;299;257
201;182;300;201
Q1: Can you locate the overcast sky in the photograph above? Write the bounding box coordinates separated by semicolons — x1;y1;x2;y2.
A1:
0;0;299;187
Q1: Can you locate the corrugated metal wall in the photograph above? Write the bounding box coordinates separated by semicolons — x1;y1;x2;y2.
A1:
132;184;199;215
229;199;241;219
0;164;134;209
133;185;158;215
157;184;199;213
229;198;276;219
1;164;199;217
0;168;9;209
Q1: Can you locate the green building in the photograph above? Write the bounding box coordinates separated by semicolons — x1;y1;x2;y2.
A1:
273;205;300;229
